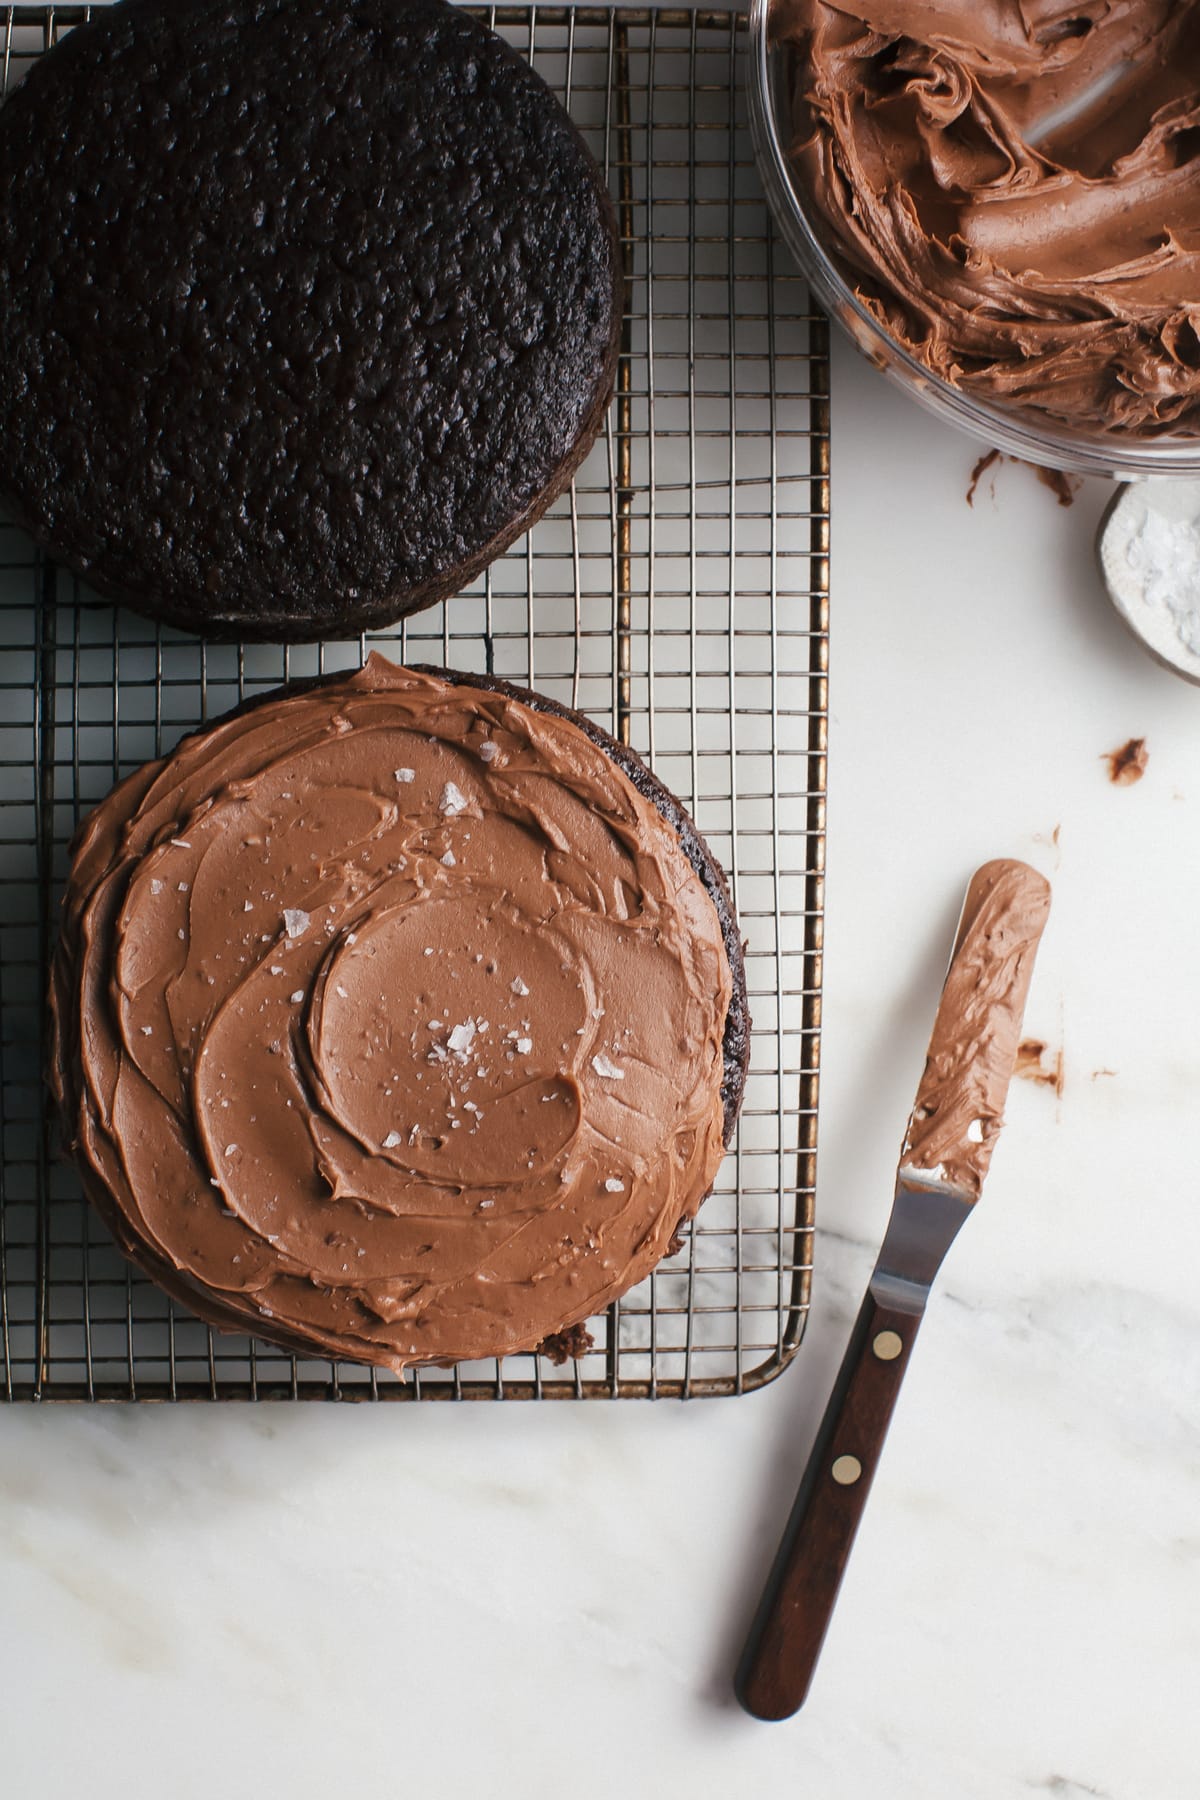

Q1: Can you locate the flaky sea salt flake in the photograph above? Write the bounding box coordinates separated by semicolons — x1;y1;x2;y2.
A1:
395;767;416;784
283;908;310;938
447;1019;477;1055
478;740;498;763
290;991;305;1004
604;1178;624;1193
441;849;456;867
516;1037;533;1055
592;1054;624;1080
511;977;529;996
382;1130;404;1149
439;781;468;817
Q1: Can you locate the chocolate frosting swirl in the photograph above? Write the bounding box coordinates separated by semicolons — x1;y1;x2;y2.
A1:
50;657;738;1370
776;0;1200;435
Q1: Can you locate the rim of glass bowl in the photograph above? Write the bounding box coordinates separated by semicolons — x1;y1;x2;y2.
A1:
747;0;1200;483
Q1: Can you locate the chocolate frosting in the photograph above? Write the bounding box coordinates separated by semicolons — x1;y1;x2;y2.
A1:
776;0;1200;434
903;859;1051;1196
50;656;736;1369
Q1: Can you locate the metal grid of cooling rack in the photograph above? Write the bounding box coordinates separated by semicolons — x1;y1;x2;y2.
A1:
0;3;827;1402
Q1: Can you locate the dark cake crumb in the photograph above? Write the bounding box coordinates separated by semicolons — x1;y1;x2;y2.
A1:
1104;738;1148;786
538;1322;595;1365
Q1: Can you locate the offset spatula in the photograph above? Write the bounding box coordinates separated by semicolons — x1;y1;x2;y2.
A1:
735;859;1051;1720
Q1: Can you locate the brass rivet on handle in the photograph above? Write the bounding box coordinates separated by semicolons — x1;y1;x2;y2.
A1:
873;1330;903;1361
831;1454;862;1486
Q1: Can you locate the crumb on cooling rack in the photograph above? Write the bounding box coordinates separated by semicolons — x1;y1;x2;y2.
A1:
538;1322;596;1365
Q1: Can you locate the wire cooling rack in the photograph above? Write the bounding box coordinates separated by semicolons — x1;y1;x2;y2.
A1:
0;3;827;1401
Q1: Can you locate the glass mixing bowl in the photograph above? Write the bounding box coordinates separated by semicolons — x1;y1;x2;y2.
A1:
746;0;1200;482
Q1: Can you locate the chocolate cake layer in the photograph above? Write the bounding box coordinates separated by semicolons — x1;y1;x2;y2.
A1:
0;0;622;638
50;656;748;1370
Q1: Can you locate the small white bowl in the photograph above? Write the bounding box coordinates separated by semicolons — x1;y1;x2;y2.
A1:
1098;482;1200;684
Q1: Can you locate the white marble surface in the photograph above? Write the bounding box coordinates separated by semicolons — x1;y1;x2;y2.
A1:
4;333;1200;1799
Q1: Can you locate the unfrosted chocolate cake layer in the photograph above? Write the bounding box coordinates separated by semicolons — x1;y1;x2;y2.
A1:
0;0;622;638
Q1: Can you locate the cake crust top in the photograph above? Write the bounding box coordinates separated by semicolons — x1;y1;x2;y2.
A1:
0;0;621;637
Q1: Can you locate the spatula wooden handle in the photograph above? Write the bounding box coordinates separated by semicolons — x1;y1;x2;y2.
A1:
734;1289;920;1719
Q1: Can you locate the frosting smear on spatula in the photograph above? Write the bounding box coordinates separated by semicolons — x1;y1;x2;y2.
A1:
903;860;1051;1198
